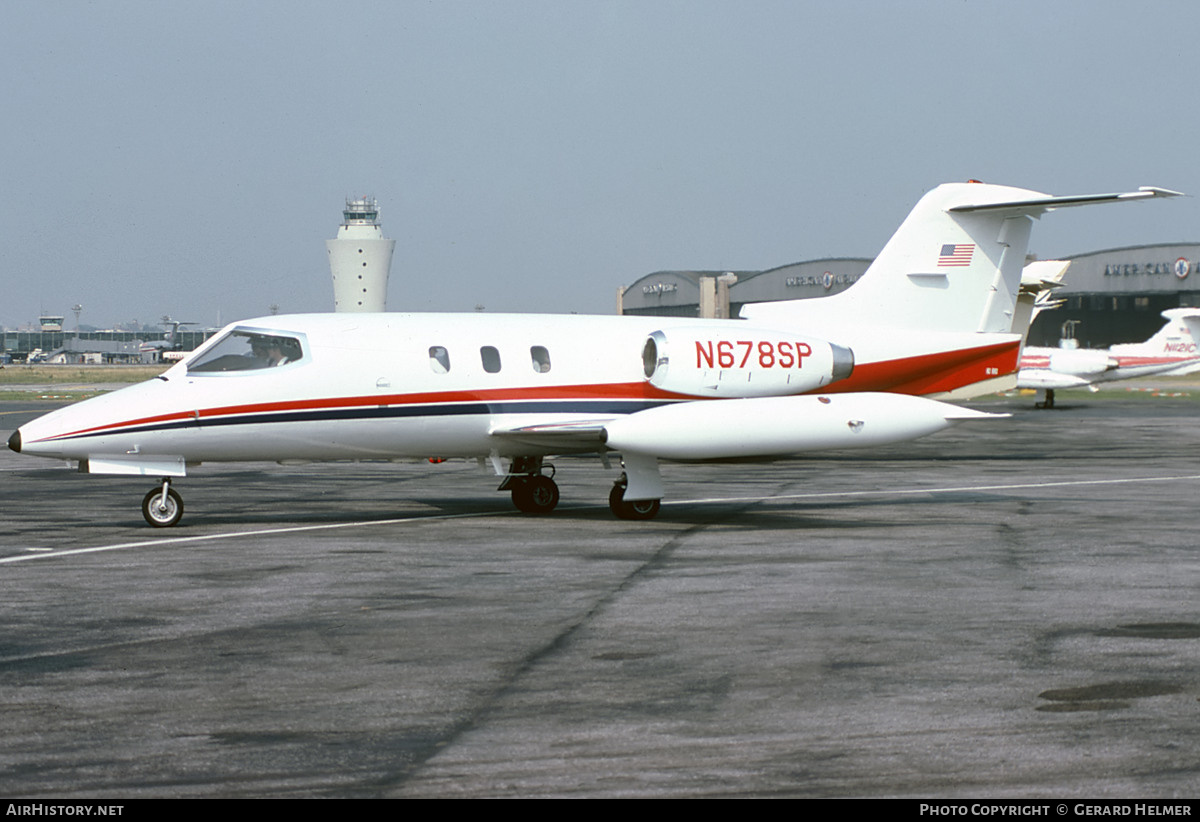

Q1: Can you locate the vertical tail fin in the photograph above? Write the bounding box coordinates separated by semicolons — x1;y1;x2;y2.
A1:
1177;310;1200;352
1120;307;1200;355
741;183;1181;336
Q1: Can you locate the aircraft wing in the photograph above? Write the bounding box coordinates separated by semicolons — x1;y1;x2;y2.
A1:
1016;370;1093;390
1165;359;1200;376
488;419;610;452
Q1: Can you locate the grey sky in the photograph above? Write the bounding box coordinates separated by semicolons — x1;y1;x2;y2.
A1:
3;0;1198;329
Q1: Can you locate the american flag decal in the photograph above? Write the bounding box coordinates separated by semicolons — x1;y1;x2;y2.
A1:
938;243;974;267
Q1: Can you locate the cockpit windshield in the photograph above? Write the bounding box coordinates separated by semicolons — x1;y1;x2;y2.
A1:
187;329;305;374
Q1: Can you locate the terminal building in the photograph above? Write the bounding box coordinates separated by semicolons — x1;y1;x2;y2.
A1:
618;243;1200;349
0;325;215;364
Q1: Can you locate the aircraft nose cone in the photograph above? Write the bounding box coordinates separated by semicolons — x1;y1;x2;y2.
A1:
7;428;21;453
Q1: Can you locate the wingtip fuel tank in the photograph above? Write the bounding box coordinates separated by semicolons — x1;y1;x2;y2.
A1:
603;392;1004;461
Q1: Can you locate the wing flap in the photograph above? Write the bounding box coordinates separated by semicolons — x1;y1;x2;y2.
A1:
488;420;610;452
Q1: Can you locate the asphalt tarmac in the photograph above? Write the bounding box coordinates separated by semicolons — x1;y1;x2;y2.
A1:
1;393;1198;798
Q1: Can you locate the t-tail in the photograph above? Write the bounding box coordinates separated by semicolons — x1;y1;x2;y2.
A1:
1108;307;1200;374
740;182;1182;398
1117;308;1200;355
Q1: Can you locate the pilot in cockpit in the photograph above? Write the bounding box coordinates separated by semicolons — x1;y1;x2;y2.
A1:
188;330;304;373
250;337;295;367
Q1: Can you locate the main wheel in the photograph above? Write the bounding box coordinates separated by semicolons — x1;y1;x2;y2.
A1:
142;487;184;528
608;483;661;520
511;475;559;514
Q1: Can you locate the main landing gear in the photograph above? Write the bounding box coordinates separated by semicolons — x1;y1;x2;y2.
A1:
500;456;560;515
142;479;184;528
608;474;661;520
1036;388;1057;409
499;457;663;519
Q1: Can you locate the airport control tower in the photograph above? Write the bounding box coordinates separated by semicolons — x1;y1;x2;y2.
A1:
327;196;396;312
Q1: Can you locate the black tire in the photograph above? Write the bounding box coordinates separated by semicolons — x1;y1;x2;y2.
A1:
142;487;184;528
608;483;661;520
512;475;559;514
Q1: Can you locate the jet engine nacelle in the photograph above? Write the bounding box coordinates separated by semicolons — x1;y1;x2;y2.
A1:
642;326;854;398
1048;348;1117;377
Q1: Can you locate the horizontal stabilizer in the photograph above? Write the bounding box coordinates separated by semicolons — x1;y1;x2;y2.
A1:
1021;260;1070;292
949;186;1183;215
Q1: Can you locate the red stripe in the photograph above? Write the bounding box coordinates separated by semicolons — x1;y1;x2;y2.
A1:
825;340;1019;395
1111;355;1197;367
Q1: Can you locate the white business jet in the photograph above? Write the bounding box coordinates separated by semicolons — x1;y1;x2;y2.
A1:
8;182;1179;526
1018;308;1200;407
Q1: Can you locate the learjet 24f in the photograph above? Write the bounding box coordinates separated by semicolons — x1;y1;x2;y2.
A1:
8;182;1180;526
1018;308;1200;407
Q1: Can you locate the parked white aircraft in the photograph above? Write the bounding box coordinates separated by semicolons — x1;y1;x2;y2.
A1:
1018;308;1200;407
1109;308;1200;369
8;182;1179;526
137;318;196;363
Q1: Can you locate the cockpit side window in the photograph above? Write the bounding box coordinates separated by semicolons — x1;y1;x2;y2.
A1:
187;329;305;374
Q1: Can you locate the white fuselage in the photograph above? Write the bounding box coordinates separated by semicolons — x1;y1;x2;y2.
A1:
13;311;1017;470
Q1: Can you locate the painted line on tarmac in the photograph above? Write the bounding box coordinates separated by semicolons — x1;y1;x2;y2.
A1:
675;472;1200;506
5;472;1200;565
0;510;503;565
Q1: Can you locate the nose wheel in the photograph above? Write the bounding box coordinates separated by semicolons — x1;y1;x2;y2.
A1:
142;482;184;528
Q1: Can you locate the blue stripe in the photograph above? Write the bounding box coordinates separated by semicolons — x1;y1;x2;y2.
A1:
51;399;675;442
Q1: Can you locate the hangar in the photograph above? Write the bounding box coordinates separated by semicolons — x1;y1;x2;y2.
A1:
1034;243;1200;347
617;243;1200;349
617;258;871;319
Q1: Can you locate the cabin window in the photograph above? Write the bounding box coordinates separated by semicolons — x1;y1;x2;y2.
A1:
530;346;551;373
481;346;501;373
187;329;305;374
429;346;451;374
